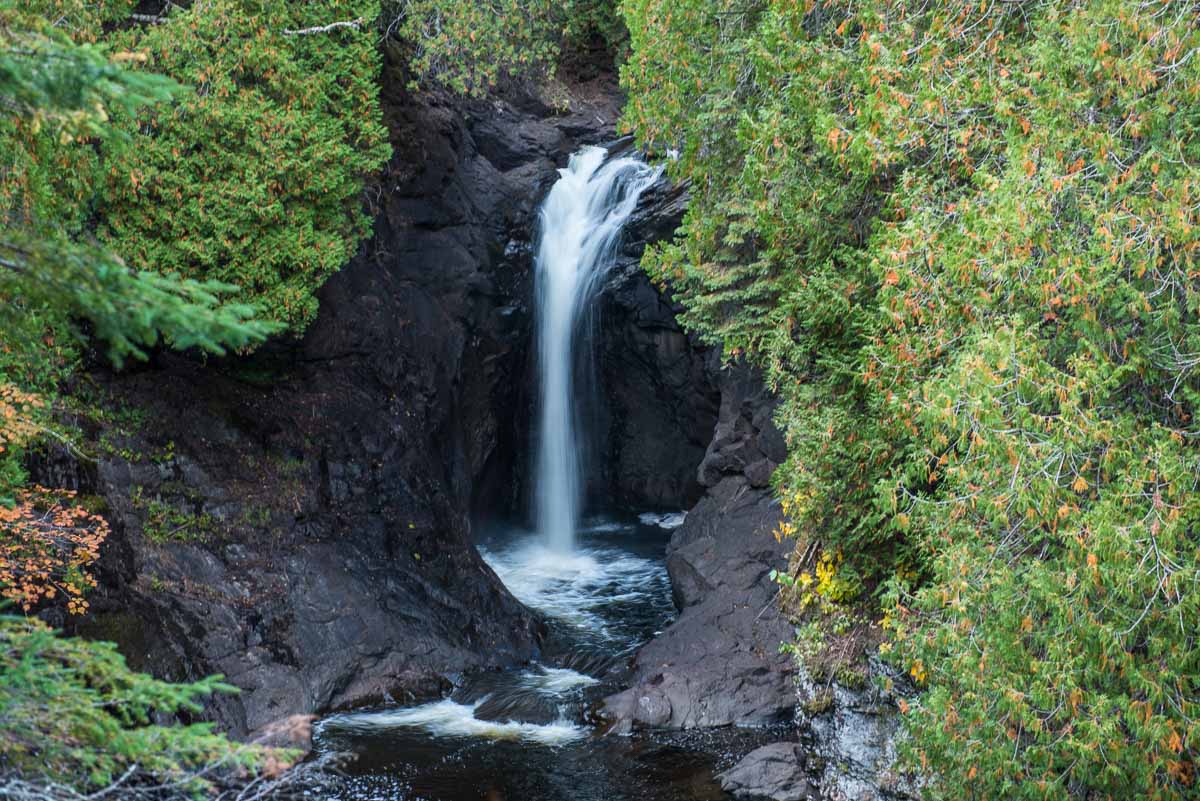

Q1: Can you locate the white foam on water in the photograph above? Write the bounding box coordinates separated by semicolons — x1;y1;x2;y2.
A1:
324;698;587;745
520;665;600;694
580;519;627;534
638;511;687;530
317;521;675;755
480;536;666;641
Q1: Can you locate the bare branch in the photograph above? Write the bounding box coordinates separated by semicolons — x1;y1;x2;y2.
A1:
0;752;346;801
281;18;365;36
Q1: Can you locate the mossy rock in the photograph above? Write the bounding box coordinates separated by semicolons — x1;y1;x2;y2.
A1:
803;688;835;716
76;493;110;516
835;665;868;691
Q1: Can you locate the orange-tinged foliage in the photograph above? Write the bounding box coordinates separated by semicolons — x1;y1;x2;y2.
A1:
0;486;107;614
0;383;43;455
621;0;1200;797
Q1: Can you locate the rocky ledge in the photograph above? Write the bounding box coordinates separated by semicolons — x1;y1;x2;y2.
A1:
597;355;914;800
718;659;917;801
600;361;796;732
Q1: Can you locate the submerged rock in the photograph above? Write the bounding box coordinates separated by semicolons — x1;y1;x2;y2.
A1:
719;743;813;801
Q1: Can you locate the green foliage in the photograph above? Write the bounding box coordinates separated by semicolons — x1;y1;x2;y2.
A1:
562;0;628;60
0;13;172;141
98;0;392;332
0;9;280;498
130;486;218;544
0;615;280;790
4;234;278;368
0;4;280;365
388;0;623;96
0;7;265;362
6;0;390;335
0;16;301;794
620;0;1200;797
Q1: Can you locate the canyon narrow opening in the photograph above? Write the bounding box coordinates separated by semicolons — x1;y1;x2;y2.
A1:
317;145;691;749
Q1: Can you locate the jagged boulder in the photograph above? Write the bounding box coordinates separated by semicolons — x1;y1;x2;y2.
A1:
719;743;814;801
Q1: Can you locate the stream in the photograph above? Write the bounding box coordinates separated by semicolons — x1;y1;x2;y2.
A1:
314;514;789;801
312;146;790;799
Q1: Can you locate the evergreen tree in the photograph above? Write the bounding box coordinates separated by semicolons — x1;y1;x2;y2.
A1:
0;13;294;794
386;0;625;96
0;615;283;792
618;0;1200;797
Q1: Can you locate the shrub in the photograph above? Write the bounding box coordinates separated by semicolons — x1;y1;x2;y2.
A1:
0;615;285;792
619;0;1200;796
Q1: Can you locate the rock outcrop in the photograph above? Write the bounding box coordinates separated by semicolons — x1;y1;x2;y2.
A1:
718;743;814;801
718;659;917;801
593;180;719;511
795;660;917;801
600;361;796;731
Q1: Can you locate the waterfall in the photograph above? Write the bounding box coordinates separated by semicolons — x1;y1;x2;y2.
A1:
533;146;662;552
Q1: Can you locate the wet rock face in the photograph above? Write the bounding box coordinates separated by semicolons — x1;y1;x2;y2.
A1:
718;660;916;801
591;180;719;512
55;62;629;737
600;361;796;732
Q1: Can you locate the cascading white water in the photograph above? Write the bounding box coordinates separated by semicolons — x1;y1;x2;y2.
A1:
534;146;662;552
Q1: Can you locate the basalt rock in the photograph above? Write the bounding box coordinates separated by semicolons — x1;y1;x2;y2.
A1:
795;660;918;801
591;179;718;511
718;660;917;801
718;743;814;801
50;61;628;737
600;361;796;732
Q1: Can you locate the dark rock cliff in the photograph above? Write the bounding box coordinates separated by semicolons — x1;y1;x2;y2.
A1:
39;58;720;738
593;181;719;512
44;64;605;736
717;659;917;801
600;359;797;732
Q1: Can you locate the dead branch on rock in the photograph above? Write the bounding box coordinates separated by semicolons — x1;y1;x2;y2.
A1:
281;18;366;36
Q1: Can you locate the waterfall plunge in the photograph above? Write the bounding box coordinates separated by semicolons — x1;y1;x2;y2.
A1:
534;146;662;552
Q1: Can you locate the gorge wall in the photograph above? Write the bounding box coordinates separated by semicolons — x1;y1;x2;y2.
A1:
37;56;719;738
601;360;797;732
593;180;719;512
